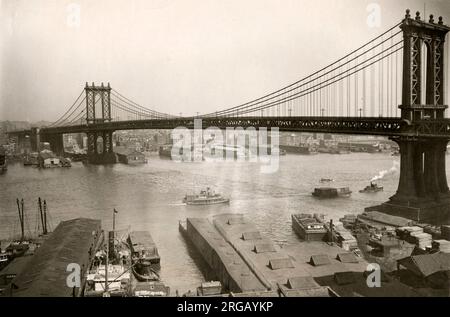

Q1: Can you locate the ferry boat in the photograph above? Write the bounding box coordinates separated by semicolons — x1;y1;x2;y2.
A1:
291;214;328;241
183;187;230;205
127;231;161;282
312;187;352;198
359;182;383;193
320;178;334;183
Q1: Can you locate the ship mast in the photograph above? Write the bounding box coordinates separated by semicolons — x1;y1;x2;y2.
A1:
16;198;25;241
38;198;45;235
43;200;48;235
104;239;109;296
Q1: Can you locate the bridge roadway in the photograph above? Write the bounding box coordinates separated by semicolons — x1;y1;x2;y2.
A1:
9;116;450;139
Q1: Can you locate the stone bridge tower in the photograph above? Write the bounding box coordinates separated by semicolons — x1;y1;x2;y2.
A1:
371;10;450;223
85;82;116;164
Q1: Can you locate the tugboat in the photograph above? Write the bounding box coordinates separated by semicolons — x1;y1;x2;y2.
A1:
320;178;333;183
127;231;161;282
127;230;171;297
183;187;230;205
359;182;383;193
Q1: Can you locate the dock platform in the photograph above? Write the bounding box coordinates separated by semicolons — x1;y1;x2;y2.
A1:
182;217;267;293
182;213;422;297
6;218;102;297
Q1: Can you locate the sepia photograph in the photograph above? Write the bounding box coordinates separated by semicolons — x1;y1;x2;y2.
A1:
1;0;450;305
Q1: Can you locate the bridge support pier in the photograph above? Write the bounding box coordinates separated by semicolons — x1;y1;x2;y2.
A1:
368;11;450;224
40;133;65;155
367;136;450;223
30;128;41;152
87;131;116;164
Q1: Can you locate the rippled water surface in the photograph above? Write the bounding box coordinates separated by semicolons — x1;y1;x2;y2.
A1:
0;152;417;293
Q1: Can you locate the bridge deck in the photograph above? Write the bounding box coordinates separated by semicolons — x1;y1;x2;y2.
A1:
7;117;450;139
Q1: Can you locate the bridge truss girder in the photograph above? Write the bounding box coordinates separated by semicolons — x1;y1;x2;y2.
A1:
34;116;450;139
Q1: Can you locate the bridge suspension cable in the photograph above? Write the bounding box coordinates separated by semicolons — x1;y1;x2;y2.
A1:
46;19;407;125
212;42;403;117
201;21;403;118
48;90;85;127
110;89;175;120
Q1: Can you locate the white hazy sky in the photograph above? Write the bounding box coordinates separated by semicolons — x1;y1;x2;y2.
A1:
1;0;450;121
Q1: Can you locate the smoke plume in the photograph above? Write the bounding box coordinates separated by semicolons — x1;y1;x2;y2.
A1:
370;161;400;182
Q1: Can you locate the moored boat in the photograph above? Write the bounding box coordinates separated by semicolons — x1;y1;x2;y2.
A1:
197;281;222;296
0;148;7;172
23;152;39;166
84;262;131;297
0;251;8;270
84;228;132;297
132;281;170;297
279;144;317;155
291;214;328;241
127;231;161;282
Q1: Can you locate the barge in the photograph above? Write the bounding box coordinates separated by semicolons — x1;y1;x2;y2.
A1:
312;187;352;198
127;231;161;281
180;217;267;293
280;144;317;155
291;214;328;241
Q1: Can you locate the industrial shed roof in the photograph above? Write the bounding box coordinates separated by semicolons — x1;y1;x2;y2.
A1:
268;258;294;270
310;254;331;267
10;218;101;297
286;276;319;290
337;253;359;263
241;231;262;241
253;242;276;253
398;252;450;277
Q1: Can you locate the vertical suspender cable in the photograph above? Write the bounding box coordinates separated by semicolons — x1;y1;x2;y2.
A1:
363;67;366;117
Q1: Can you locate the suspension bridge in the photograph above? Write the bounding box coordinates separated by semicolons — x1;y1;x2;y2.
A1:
7;10;450;222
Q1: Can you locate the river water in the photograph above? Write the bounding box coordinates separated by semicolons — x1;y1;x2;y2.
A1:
0;152;411;293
